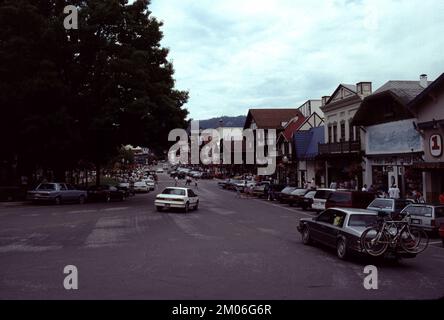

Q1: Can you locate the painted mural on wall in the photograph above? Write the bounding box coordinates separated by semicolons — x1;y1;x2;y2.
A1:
366;119;422;155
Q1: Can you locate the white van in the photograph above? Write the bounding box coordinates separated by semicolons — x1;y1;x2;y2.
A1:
311;188;335;212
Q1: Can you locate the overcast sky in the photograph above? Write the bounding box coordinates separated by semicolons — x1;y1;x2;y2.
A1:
149;0;444;120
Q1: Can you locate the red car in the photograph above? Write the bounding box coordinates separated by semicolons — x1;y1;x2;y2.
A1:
439;223;444;247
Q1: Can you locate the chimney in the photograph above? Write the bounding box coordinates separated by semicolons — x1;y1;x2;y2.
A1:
356;82;372;97
321;96;330;107
420;74;428;88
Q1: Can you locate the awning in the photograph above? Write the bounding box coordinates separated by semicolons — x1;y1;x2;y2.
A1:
412;161;444;170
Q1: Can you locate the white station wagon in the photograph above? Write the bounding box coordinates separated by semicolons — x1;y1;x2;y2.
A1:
155;187;199;213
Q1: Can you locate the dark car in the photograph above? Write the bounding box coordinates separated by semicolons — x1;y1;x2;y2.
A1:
287;188;310;207
266;184;287;201
277;187;298;203
251;182;271;198
297;208;417;260
87;185;126;202
325;191;376;209
27;183;87;205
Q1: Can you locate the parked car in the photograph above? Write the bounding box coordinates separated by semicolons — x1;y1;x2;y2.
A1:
277;187;298;203
311;188;336;212
155;187;199;213
325;190;376;209
143;179;156;191
117;182;135;196
366;198;414;219
266;184;287;201
297;208;417;260
87;185;126;202
218;179;231;188
156;168;164;174
287;188;310;207
133;181;149;193
201;172;214;179
27;183;87;205
400;204;444;234
251;181;271;198
300;190;317;210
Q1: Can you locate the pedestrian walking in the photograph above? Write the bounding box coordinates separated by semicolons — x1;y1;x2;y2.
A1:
362;184;368;192
194;178;198;189
174;176;179;187
388;184;400;199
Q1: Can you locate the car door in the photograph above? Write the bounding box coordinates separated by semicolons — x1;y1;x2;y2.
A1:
311;210;335;244
66;184;78;200
323;209;347;248
187;189;198;206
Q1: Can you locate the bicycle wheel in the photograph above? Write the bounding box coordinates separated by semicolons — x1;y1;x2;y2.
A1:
400;228;429;254
361;227;389;257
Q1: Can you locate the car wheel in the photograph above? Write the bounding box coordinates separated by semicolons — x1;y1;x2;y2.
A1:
105;194;111;203
194;201;199;211
54;197;61;205
156;206;162;212
79;195;86;204
184;202;189;213
337;238;348;260
302;226;312;245
289;202;293;207
301;204;307;211
120;195;126;201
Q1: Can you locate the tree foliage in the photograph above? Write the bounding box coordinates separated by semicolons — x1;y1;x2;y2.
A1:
0;0;188;184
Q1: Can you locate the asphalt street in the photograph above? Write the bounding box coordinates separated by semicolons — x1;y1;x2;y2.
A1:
0;174;443;299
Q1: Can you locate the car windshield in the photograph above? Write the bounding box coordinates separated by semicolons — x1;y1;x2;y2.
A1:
368;199;392;209
162;188;186;196
305;191;316;198
348;214;378;227
292;189;308;195
281;187;296;194
37;184;56;190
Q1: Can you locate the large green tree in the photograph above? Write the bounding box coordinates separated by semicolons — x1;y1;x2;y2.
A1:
0;0;188;185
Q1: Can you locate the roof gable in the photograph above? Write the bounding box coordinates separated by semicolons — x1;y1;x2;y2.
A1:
243;108;303;130
327;84;357;105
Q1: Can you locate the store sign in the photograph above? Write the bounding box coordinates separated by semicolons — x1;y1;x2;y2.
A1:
430;134;443;157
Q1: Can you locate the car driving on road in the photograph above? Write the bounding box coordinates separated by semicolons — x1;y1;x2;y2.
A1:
27;183;87;205
87;185;126;202
155;187;199;213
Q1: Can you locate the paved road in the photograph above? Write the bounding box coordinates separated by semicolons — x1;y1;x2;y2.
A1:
0;175;443;299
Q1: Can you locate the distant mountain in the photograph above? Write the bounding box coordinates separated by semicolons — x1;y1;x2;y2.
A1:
196;116;246;129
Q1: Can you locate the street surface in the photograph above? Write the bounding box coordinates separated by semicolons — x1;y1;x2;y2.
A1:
0;174;443;299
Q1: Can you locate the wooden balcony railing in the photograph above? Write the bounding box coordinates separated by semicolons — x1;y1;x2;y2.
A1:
318;140;361;154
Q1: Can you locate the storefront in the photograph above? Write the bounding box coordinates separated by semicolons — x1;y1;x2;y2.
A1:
408;72;444;202
366;154;423;195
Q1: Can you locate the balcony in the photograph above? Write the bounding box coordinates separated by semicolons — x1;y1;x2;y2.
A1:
318;140;361;155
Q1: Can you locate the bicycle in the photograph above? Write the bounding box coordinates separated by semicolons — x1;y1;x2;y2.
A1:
360;212;429;257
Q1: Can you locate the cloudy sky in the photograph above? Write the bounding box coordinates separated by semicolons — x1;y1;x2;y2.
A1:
149;0;444;120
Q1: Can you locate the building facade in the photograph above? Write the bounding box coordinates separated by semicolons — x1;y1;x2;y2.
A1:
409;73;444;202
352;76;430;196
318;82;372;188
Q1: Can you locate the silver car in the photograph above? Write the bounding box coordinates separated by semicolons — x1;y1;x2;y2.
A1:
27;183;87;205
401;204;444;233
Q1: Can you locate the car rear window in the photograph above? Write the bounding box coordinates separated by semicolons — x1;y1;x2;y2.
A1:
315;190;333;199
395;200;412;210
329;192;351;203
435;207;444;218
368;199;392;209
305;191;316;198
162;188;186;196
37;184;56;190
348;214;378;227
